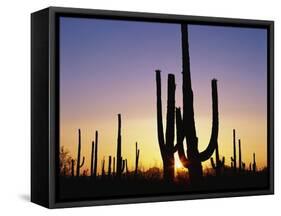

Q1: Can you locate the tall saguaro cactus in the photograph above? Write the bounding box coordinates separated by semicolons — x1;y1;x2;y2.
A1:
231;129;237;172
116;114;126;177
93;131;98;177
156;70;177;182
135;142;140;175
76;129;85;176
176;24;219;183
238;139;242;172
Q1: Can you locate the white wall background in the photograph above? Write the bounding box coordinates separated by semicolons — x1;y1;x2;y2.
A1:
0;0;279;214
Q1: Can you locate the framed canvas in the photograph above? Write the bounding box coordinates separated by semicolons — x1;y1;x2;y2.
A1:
31;7;274;208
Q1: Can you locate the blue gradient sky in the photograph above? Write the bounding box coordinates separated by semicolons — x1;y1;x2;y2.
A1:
60;17;267;173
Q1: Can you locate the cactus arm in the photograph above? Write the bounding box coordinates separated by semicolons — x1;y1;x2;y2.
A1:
156;70;167;159
176;107;190;168
165;74;176;152
210;157;216;169
80;156;85;168
90;141;95;176
199;79;219;161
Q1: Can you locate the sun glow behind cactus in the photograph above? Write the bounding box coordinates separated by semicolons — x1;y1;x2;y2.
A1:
60;17;267;175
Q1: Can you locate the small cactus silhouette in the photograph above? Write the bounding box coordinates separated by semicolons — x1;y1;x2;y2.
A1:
210;141;225;176
76;129;85;176
135;142;140;175
116;114;126;177
113;156;116;176
231;129;237;172
253;153;257;172
90;140;95;176
125;159;129;174
108;156;112;177
101;157;105;177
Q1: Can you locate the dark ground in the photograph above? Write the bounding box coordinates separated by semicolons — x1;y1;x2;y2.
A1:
58;168;269;202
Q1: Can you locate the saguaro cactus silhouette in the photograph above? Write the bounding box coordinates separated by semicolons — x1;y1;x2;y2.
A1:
252;153;257;172
135;142;140;175
113;156;116;175
76;129;85;176
231;129;237;172
101;157;105;177
90;140;95;176
175;24;219;183
125;159;129;174
210;141;225;176
108;156;112;176
93;131;98;177
156;70;177;182
238;139;242;172
116;114;126;177
174;25;219;183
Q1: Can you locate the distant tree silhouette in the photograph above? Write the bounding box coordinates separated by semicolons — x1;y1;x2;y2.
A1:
59;146;73;176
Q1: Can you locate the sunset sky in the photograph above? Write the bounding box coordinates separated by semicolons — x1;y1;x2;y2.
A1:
59;17;267;174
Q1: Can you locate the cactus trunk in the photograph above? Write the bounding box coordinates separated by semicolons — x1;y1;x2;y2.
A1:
113;157;116;176
90;140;95;176
238;139;242;172
176;24;219;184
156;70;176;182
108;156;112;177
93;131;98;178
76;129;85;176
101;158;106;177
135;142;140;175
231;129;237;172
116;114;125;178
253;153;256;172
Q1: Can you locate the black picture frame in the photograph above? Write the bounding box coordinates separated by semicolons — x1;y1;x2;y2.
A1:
31;6;274;208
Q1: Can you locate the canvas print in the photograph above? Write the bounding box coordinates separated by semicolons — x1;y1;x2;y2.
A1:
58;16;268;201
